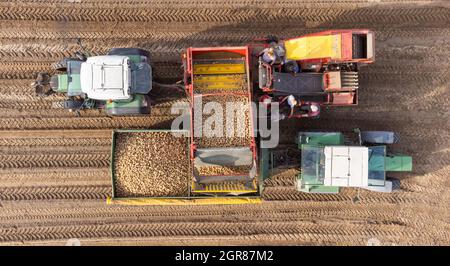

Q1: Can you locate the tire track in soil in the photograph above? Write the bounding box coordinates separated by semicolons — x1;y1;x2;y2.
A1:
0;137;110;147
0;202;444;233
0;145;111;155
0;5;448;25
1;22;448;41
0;185;110;201
262;186;442;205
0;168;110;187
0;117;176;130
0;0;433;8
0;220;444;244
0;200;438;224
0;153;109;169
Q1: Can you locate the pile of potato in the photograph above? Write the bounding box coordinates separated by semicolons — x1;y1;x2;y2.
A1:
193;74;248;94
113;131;190;197
193;94;252;148
194;165;252;176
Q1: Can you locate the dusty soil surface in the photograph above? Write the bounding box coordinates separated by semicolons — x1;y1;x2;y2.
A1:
0;0;449;245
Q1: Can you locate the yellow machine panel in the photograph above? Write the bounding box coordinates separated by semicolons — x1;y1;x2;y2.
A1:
194;74;246;90
193;63;246;75
107;197;262;205
191;179;258;194
284;34;342;60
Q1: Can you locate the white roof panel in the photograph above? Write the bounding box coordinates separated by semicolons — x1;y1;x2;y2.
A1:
324;146;369;188
80;55;131;101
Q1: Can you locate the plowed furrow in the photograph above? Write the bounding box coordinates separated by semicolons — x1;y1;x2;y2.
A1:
0;117;176;130
263;187;353;202
0;0;426;9
0;185;110;201
0;138;110;147
0;204;438;229
1;23;447;41
0;168;109;186
264;176;296;187
0;6;447;25
0;100;61;110
0;153;109;169
0;221;436;243
262;186;439;205
0;80;66;101
0;62;53;79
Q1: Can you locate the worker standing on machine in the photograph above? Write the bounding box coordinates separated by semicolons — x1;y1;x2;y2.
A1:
281;95;297;118
260;47;277;65
280;95;320;119
259;40;286;65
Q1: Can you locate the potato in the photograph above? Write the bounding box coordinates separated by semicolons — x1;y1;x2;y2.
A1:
113;132;190;197
193;94;252;148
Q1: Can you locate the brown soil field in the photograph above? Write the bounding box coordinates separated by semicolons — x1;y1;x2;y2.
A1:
0;0;449;246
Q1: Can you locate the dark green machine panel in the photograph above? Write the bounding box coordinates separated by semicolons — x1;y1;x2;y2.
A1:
105;94;150;116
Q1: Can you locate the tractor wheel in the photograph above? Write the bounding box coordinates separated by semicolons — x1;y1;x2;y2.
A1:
107;48;151;60
64;99;84;111
360;131;398;144
265;35;279;44
52;58;79;72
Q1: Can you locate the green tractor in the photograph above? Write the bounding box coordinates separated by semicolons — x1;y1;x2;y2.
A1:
296;129;412;193
33;48;152;116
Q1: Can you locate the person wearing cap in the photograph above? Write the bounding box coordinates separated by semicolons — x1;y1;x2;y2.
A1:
309;104;319;113
259;40;286;64
276;94;297;119
260;47;277;65
281;95;321;118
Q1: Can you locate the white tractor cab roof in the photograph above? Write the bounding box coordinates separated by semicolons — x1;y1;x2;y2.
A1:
323;146;369;187
80;55;132;101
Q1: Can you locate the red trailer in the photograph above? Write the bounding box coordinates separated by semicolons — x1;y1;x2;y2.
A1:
182;46;259;196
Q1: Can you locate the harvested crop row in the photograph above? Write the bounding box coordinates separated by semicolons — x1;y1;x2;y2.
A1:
113;131;190;197
194;165;252;176
193;94;252;148
193;74;248;94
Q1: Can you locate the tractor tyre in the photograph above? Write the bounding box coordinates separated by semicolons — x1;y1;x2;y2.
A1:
107;48;151;60
52;58;80;72
64;99;84;111
265;35;279;44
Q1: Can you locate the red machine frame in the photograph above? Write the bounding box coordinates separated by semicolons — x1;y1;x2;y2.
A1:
251;29;375;107
182;46;258;178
